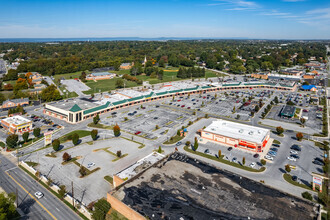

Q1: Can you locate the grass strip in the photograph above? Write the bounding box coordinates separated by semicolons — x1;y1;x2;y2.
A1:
283;173;313;191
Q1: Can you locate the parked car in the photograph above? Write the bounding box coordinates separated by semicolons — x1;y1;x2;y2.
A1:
292;176;298;181
249;162;256;168
290;154;300;159
87;162;95;168
268;151;277;156
272;144;280;148
204;149;210;154
34;191;44;199
176;142;182;146
232;157;237;163
287;156;296;162
290;150;298;155
291;144;301;151
264;155;274;161
270;148;278;152
253;153;259;158
135;131;141;135
228;147;233;151
313;160;324;166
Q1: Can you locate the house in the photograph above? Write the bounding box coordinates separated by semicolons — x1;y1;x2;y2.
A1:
301;85;317;92
251;72;269;80
1;98;29;110
120;63;133;70
28;72;43;84
86;72;116;81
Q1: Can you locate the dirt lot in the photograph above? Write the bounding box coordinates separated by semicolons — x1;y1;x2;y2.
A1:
114;152;316;220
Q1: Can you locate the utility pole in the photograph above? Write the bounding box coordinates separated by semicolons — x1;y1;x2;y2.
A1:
71;181;75;210
16;188;18;206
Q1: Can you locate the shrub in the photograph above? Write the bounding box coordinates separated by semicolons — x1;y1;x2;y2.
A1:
62;152;71;162
72;133;79;145
58;185;66;199
260;159;266;165
157;146;162;153
52;139;60;151
93;114;100;125
185;141;191;146
301;191;313;201
91;129;98;141
116;150;122;157
79;166;87;177
285;164;291;173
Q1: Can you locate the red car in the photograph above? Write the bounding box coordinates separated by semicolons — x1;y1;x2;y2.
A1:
181;105;185;107
303;109;308;112
135;131;141;135
177;100;181;102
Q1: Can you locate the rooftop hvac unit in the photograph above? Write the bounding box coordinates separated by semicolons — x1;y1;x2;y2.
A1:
248;131;254;135
239;129;244;133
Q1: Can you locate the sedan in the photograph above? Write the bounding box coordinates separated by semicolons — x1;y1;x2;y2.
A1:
290;150;298;155
87;162;95;168
204;149;210;154
253;153;259;158
34;191;44;199
268;151;277;156
291;154;300;159
272;144;280;148
270;148;278;152
264;155;274;161
176;141;182;146
313;160;324;166
228;147;233;151
232;157;237;163
249;162;256;168
287;156;296;161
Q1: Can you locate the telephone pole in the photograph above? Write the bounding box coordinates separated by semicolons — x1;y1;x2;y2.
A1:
71;181;75;210
16;188;18;206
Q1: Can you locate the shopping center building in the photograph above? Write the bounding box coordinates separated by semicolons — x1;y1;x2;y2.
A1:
44;80;297;124
201;120;270;152
1;115;33;134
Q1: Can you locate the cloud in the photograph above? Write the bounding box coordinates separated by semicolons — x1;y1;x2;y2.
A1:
282;0;305;2
306;7;330;19
210;0;260;10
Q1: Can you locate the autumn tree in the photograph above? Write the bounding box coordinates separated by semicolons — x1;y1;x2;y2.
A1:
296;132;303;141
40;85;62;102
91;129;98;140
62;152;71;162
276;126;284;135
113;124;120;137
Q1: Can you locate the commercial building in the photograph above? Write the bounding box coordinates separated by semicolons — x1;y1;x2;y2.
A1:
1;98;29;110
280;69;303;76
86;72;116;81
44;80;297;124
201;120;270;152
1;115;32;134
280;105;296;118
301;85;317;92
251;72;269;79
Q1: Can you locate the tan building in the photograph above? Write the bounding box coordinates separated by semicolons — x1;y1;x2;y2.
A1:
120;62;133;70
29;72;43;84
201;120;270;153
280;69;303;76
1;115;32;134
1;98;29;110
86;72;116;81
251;72;269;79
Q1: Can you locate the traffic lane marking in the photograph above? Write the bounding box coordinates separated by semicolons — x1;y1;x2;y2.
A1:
5;171;57;220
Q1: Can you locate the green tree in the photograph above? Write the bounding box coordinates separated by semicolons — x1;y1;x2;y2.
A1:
72;133;79;145
158;146;162;153
52;139;60;151
6;134;18;148
0;192;20;219
254;105;260;112
40;84;62;102
274;96;279;104
113;124;120;137
62;152;71;162
193;137;198;151
116;150;122;157
58;185;66;199
177;129;181;136
115;79;124;88
91;129;98;140
91;199;111;220
276;126;284;135
218;150;221;158
79;166;87;177
242;157;245;165
33;127;41;138
22;131;29;143
93;114;100;125
158;59;165;68
301;192;312;201
260;159;266;166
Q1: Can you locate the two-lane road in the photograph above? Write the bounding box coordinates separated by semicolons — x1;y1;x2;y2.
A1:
0;154;81;220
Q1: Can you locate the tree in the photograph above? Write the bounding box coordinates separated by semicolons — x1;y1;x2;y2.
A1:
40;84;62;102
157;146;162;153
300;117;306;126
91;129;98;140
33;127;41;138
274;96;279;104
115;79;124;88
158;59;165;68
205;114;209;118
177;129;181;136
185;141;191;147
285;164;291;173
58;185;66;199
62;152;71;162
242;157;246;165
6;134;18;148
93;114;100;125
301;192;312;201
193;137;198;151
286;100;295;106
79;166;87;177
91;198;111;220
276;126;284;135
254;105;260;112
218;150;221;158
0;192;20;219
52;139;60;151
72;133;79;145
232;106;236;113
296;132;303;141
113;124;120;137
260;159;266;166
116;150;122;157
155;125;159;130
22;132;29;143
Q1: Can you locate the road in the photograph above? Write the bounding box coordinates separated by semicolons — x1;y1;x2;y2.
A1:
0;153;81;220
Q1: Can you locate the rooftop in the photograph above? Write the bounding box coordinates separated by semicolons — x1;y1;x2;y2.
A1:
203;119;269;144
281;105;296;117
49;98;98;111
89;72;115;77
2;115;31;125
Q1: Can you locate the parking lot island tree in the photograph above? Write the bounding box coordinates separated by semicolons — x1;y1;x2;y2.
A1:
300;118;306;127
72;133;79;145
93;114;100;125
22;132;29;143
52;139;60;151
276;126;284;136
285;164;291;173
62;152;71;162
33;127;41;138
113;124;121;137
193;137;199;151
6;134;18;149
218;150;221;158
79;166;87;177
242;157;246;165
58;185;66;199
296;132;303;141
260;159;266;166
91;129;98;141
116;150;122;158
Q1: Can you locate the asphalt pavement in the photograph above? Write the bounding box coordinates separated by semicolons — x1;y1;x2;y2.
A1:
0;153;80;220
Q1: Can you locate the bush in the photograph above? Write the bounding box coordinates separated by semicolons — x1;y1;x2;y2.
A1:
301;191;313;201
116;150;122;157
52;139;60;151
79;166;87;177
260;159;266;165
285;164;291;173
58;185;66;199
185;141;191;146
62;152;71;162
91;129;98;141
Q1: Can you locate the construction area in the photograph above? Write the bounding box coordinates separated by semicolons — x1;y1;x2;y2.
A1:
110;152;317;220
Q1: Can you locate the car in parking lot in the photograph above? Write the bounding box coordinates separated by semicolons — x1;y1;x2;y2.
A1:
313;160;324;166
176;141;182;146
228;147;233;151
292;176;298;181
232;157;237;163
264;155;273;160
272;144;280;148
34;191;44;199
135;131;141;135
287;156;296;161
291;144;301;151
249;162;256;168
290;150;298;155
87;162;95;168
204;149;210;154
290;154;299;159
268;151;277;156
253;153;259;158
270;148;278;152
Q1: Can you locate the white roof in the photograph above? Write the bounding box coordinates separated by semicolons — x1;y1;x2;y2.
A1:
203;120;269;144
2;115;31;126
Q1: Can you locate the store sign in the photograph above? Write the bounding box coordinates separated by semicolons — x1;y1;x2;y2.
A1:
313;176;322;185
44;131;53;146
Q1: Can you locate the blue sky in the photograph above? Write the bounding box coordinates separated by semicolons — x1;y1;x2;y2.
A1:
0;0;329;39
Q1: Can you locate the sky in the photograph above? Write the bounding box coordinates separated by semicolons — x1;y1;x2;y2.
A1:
0;0;329;39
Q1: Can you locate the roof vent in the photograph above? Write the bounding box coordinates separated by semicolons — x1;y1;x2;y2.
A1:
239;129;244;133
248;131;254;135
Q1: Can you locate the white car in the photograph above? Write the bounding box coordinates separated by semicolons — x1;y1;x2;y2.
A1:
249;162;256;168
287;156;297;161
264;155;273;161
34;191;44;199
87;162;95;168
290;150;298;155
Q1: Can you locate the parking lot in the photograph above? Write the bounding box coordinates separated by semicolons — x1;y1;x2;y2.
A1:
61;79;91;96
